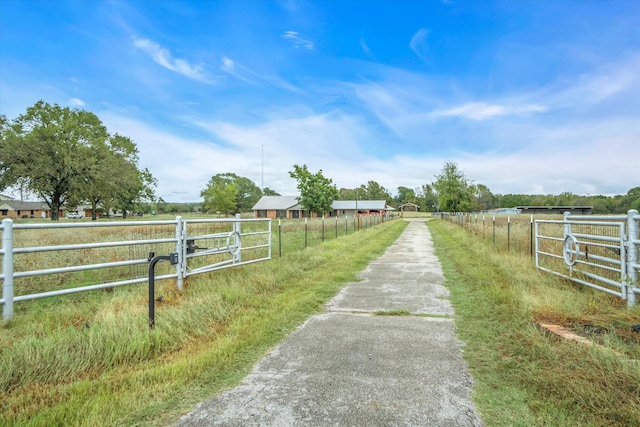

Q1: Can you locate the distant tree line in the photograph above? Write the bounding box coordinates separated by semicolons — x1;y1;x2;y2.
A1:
339;161;638;214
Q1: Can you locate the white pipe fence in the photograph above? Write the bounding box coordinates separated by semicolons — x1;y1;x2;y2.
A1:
1;215;271;321
535;210;639;308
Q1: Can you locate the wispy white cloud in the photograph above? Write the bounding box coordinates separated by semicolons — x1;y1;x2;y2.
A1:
430;102;548;120
69;97;85;106
283;31;314;50
220;56;257;84
360;38;374;59
220;56;303;92
409;28;430;61
542;54;640;108
132;37;210;82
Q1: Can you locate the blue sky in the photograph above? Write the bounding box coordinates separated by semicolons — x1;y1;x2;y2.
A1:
1;0;638;202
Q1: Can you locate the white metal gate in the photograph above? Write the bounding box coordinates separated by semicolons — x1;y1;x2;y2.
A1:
1;215;272;321
534;209;639;307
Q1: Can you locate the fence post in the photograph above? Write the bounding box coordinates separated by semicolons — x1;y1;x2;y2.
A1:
345;217;348;236
335;216;338;239
507;216;511;252
492;215;496;244
483;215;485;238
305;217;308;248
627;209;639;308
279;219;282;257
530;215;534;258
534;220;540;268
322;216;325;242
234;214;242;263
2;219;14;322
175;216;184;291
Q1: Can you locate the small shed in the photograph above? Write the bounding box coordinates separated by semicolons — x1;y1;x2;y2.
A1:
398;202;419;212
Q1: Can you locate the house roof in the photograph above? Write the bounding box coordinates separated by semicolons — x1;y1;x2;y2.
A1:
252;196;300;210
0;200;50;211
252;197;393;211
332;200;389;210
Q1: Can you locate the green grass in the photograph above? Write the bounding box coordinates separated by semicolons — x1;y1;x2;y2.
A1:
0;219;407;426
373;309;411;316
428;219;640;426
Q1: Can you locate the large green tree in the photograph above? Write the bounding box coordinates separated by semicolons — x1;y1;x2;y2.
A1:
364;181;392;203
433;161;473;212
289;164;339;216
395;186;416;206
200;173;262;214
262;187;280;196
1;101;108;220
470;183;496;211
80;134;149;220
201;181;238;215
0;101;156;220
339;181;392;204
339;187;358;200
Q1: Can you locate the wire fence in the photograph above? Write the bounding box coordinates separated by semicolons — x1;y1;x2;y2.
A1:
436;210;640;307
437;212;541;257
1;214;396;320
274;214;396;257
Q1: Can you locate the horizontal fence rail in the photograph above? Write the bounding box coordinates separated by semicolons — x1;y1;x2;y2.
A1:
535;210;639;307
438;209;639;308
0;215;272;321
1;213;395;321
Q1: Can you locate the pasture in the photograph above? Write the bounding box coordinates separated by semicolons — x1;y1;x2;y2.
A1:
0;216;403;425
2;215;638;426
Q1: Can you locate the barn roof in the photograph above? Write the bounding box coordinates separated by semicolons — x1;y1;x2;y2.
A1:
332;200;389;210
252;196;300;210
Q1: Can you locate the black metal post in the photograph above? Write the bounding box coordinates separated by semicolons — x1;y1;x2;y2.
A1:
493;216;496;244
530;215;534;257
148;252;177;330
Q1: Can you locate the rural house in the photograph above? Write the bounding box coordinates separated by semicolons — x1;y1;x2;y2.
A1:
0;194;54;219
252;196;393;219
331;200;392;217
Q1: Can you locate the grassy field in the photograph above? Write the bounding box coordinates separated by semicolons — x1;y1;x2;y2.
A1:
428;219;640;426
3;216;639;426
0;218;407;426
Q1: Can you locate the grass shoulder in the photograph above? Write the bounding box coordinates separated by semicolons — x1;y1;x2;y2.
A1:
0;219;407;426
427;220;640;427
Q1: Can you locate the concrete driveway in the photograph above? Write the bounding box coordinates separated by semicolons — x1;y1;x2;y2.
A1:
176;219;483;426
